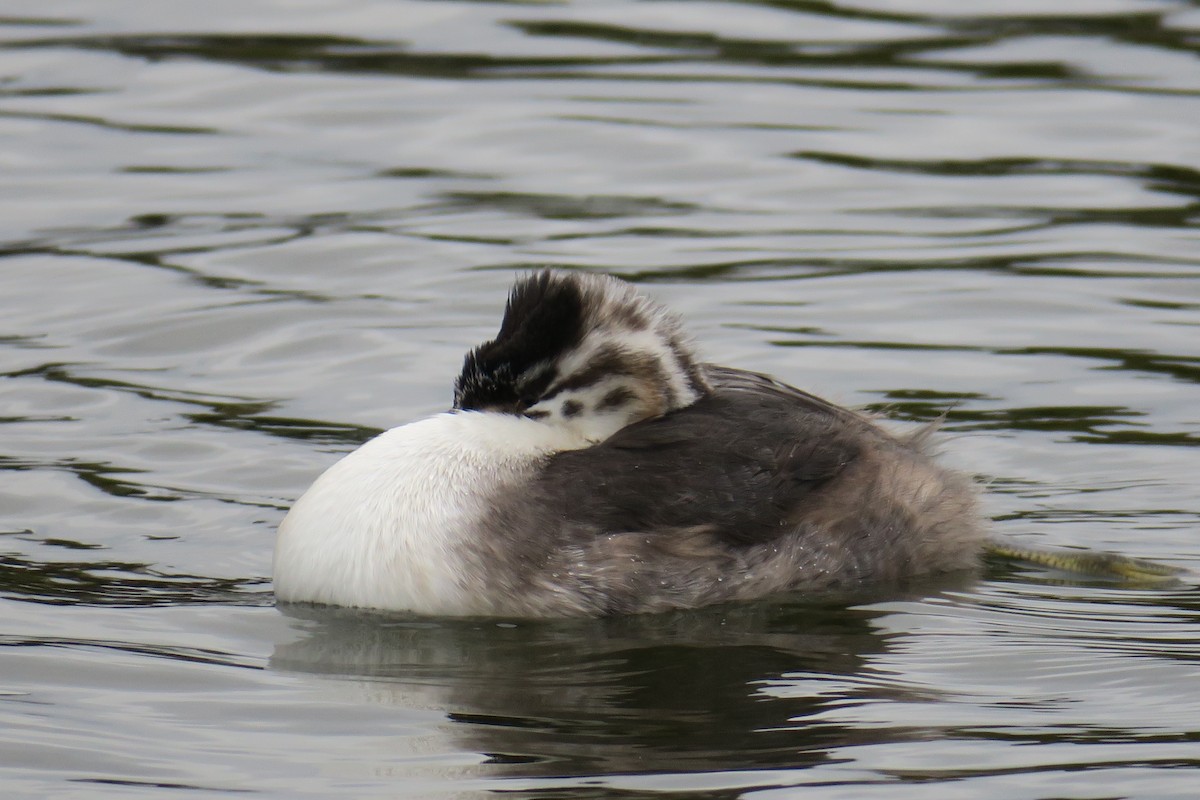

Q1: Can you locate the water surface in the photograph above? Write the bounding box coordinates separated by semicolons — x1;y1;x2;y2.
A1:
2;0;1199;797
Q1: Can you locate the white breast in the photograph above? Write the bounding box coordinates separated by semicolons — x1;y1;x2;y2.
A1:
272;411;588;615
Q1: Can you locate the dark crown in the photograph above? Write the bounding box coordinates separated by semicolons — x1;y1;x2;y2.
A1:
454;271;586;412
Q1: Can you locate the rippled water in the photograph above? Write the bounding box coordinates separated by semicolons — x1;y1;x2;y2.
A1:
3;0;1200;797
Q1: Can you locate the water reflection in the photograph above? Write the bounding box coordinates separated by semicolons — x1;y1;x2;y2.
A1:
434;191;699;221
0;548;268;607
4;362;381;447
270;564;1200;796
271;595;904;781
14;6;1197;90
11;33;673;80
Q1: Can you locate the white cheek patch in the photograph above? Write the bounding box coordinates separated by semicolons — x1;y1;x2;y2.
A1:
527;378;648;443
551;322;700;413
518;277;702;442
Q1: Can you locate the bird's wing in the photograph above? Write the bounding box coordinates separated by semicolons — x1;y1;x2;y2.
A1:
537;385;862;547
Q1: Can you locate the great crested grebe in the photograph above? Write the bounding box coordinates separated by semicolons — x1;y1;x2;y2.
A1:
273;271;986;616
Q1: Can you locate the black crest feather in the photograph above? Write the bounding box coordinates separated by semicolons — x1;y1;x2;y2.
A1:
454;271;586;411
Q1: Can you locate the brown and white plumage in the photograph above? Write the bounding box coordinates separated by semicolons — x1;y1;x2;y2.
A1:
274;271;984;617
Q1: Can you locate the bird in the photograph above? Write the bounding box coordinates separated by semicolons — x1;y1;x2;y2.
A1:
273;270;985;617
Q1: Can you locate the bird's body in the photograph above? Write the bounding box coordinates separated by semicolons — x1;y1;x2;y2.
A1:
274;272;984;617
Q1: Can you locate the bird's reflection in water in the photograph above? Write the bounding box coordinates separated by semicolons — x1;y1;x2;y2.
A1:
271;577;972;789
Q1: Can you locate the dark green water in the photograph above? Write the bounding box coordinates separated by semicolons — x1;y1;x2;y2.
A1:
2;1;1199;797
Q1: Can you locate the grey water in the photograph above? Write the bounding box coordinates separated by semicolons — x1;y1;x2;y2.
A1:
2;0;1200;797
